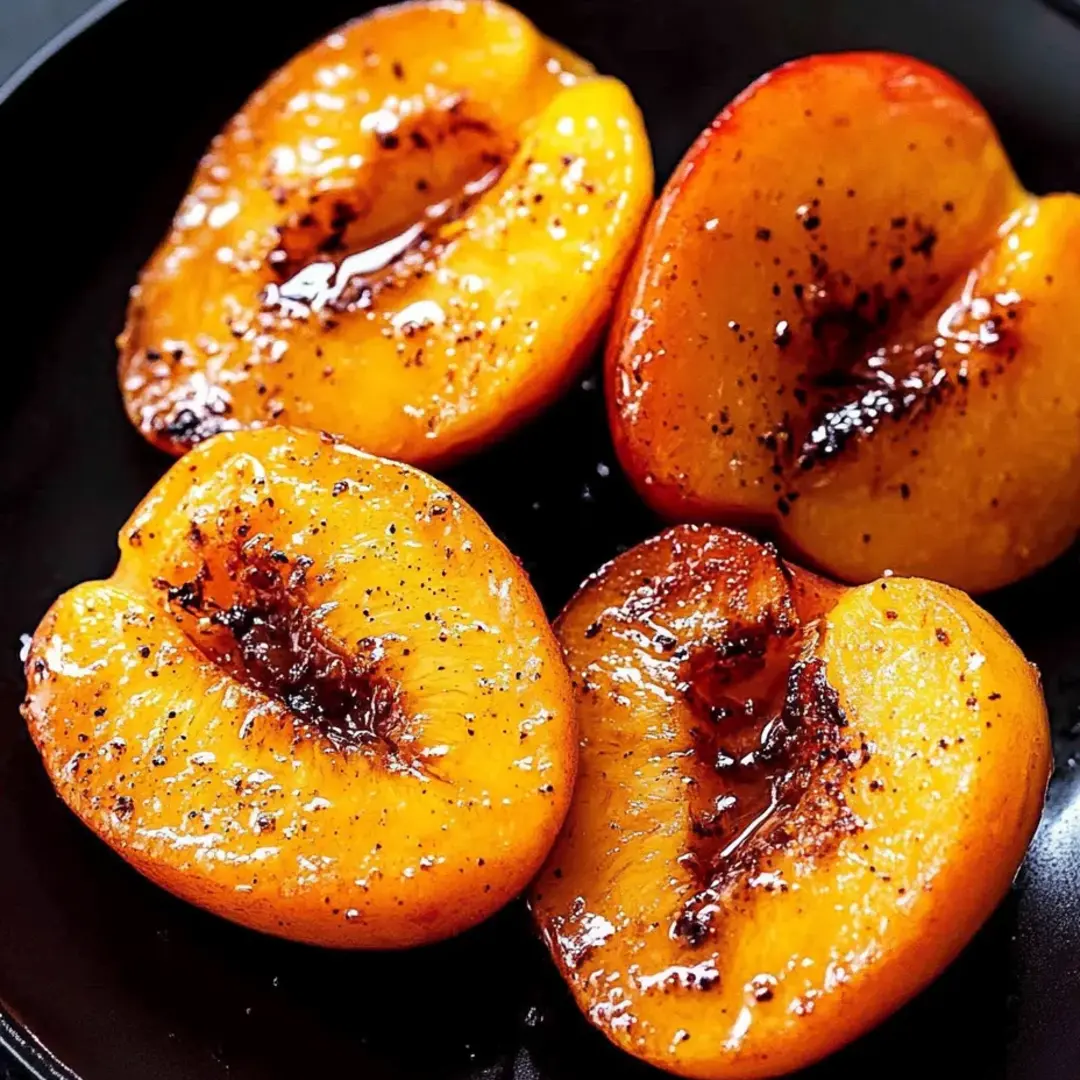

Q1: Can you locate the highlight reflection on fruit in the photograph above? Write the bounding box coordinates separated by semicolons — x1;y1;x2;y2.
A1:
119;0;652;466
22;428;575;948
606;52;1080;593
531;525;1049;1079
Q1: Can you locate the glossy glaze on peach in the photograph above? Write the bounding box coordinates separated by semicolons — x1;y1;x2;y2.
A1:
22;428;575;948
607;52;1080;592
532;525;1049;1078
120;0;652;466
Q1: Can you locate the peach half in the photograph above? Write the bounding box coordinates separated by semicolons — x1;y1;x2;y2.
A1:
532;524;1049;1078
23;427;575;948
607;52;1080;593
120;0;652;466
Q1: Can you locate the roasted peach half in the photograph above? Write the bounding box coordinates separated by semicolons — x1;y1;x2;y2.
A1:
22;427;575;948
119;0;652;466
607;52;1080;593
531;525;1049;1078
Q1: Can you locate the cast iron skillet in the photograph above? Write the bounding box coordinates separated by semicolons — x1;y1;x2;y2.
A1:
1;0;1080;1077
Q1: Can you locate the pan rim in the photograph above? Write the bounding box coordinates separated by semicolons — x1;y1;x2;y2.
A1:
0;1010;78;1080
0;2;136;1071
0;0;128;110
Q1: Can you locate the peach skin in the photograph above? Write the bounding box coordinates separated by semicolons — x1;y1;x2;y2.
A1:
531;524;1049;1078
119;0;653;466
22;427;576;948
606;52;1080;593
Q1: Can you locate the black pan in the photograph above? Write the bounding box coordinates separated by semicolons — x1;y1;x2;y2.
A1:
1;0;1079;1077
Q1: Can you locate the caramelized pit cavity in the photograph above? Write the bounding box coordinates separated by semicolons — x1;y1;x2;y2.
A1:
797;276;1023;468
539;534;865;970
261;106;512;319
159;534;406;755
674;621;860;946
756;203;1027;473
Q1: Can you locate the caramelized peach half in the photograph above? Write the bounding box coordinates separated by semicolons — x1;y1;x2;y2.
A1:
119;0;652;466
607;52;1080;593
531;525;1049;1078
22;427;575;948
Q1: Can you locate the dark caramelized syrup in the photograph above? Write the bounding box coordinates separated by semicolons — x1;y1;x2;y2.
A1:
799;275;1023;467
757;197;1028;472
674;622;859;946
260;108;510;318
160;545;404;754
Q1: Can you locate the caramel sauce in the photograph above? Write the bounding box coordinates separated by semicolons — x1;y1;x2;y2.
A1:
538;530;863;968
159;544;405;754
259;108;510;319
798;273;1022;468
751;200;1028;475
673;621;859;947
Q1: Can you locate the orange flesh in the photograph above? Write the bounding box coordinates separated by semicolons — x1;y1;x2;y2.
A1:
22;428;576;948
120;0;653;466
607;52;1080;593
532;524;1049;1078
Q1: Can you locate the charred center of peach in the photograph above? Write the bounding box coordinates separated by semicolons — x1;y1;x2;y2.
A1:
754;207;1026;479
156;529;407;757
794;280;1023;470
674;619;863;947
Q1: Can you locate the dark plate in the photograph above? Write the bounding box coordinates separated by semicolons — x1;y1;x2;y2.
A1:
2;0;1080;1077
